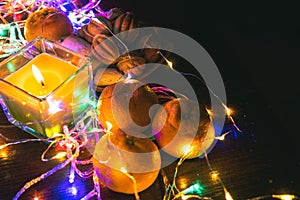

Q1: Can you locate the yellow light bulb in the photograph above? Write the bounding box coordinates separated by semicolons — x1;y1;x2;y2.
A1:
210;170;219;182
182;144;192;156
54;152;67;160
120;167;128;174
205;108;213;118
215;135;226;141
272;194;296;200
166;60;173;69
158;51;173;69
181;195;189;200
105;121;113;133
224;188;234;200
215;131;231;141
225;107;232;116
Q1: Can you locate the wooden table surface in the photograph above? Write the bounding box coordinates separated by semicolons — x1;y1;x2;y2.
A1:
0;88;299;200
1;1;300;200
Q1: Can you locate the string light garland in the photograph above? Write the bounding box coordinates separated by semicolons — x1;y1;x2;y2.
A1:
2;96;298;200
0;109;105;200
0;1;299;200
0;0;103;59
0;22;25;59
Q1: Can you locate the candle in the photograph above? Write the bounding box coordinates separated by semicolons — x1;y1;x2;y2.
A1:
5;53;77;97
0;51;92;138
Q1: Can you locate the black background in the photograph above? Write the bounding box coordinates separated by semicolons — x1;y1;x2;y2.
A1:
98;1;300;196
99;0;300;146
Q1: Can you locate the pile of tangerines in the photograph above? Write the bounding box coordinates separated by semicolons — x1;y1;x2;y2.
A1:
93;79;215;194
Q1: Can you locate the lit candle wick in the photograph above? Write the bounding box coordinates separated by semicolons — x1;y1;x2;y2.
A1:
32;64;46;88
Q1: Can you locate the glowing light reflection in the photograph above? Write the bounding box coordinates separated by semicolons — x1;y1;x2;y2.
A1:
47;98;63;115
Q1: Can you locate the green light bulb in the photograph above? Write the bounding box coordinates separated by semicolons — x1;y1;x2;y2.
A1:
181;182;205;196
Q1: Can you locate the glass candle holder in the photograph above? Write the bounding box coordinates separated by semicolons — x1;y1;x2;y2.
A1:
0;37;96;139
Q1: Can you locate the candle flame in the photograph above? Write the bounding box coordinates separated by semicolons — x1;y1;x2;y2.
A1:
32;64;45;87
